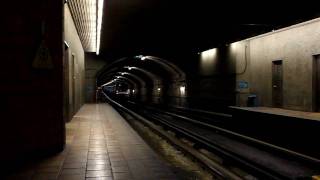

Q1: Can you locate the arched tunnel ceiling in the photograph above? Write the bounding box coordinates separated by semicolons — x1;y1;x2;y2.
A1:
97;56;186;86
99;66;159;87
103;75;140;89
115;77;136;88
99;1;320;60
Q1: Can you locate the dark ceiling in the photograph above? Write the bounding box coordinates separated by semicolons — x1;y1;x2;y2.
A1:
99;1;319;60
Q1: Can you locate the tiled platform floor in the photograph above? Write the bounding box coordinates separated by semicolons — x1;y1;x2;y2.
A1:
231;106;320;121
6;103;178;180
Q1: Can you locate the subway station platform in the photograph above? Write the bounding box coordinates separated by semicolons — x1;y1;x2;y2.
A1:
230;106;320;121
6;104;178;180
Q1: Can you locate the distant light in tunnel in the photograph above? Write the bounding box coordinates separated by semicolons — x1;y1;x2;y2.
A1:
180;86;186;96
96;0;104;55
157;88;161;92
132;89;135;94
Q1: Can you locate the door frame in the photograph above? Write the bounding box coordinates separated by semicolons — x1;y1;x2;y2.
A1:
71;54;76;115
312;54;320;112
272;60;283;107
63;43;70;122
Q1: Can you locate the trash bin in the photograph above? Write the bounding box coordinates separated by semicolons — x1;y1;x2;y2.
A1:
247;94;257;107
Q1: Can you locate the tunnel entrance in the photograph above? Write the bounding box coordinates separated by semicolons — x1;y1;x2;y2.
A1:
272;60;283;108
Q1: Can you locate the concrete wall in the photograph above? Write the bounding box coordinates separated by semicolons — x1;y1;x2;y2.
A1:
97;19;320;113
191;18;320;112
0;0;64;163
233;18;320;111
85;53;106;103
184;47;236;111
64;4;85;119
231;41;250;107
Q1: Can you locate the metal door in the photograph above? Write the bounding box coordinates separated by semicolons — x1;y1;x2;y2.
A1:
313;55;320;111
272;60;283;107
72;54;76;114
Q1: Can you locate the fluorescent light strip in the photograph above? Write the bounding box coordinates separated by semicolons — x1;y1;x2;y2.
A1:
96;0;104;55
91;0;97;51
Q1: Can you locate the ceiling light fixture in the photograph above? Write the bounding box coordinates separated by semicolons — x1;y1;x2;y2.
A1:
96;0;104;55
124;66;134;70
135;55;147;61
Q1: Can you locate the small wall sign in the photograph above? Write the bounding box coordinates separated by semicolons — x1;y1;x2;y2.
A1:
238;81;249;89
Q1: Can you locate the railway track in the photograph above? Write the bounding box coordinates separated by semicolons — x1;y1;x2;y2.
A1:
103;93;320;179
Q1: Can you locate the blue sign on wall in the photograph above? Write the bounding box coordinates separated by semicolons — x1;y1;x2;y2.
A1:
238;81;249;89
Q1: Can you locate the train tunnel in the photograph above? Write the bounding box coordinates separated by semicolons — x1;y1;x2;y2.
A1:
2;0;320;179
